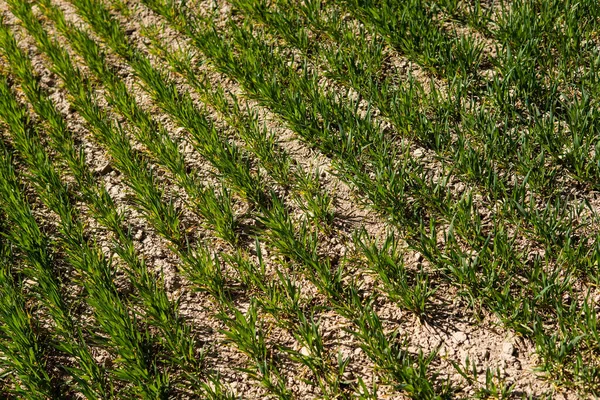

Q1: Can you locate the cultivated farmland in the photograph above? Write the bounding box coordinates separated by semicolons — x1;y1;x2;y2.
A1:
0;0;599;398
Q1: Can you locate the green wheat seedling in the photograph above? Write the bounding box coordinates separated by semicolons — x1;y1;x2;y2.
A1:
344;291;445;398
4;1;183;249
15;4;293;396
271;0;600;198
453;0;600;189
492;0;600;110
434;0;493;34
35;9;337;394
459;0;600;184
175;222;348;397
179;247;295;398
140;0;446;229
161;232;310;397
0;12;234;398
159;0;592;284
218;299;293;400
255;198;445;397
354;230;436;319
452;356;516;399
493;3;600;185
138;0;466;306
131;1;497;390
91;0;573;268
286;309;352;399
245;241;429;398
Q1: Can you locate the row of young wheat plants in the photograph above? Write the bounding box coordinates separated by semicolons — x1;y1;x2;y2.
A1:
0;0;599;397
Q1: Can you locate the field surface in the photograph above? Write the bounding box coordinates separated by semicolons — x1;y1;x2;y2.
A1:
0;0;599;398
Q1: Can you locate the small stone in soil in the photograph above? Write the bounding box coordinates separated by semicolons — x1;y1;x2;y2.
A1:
513;360;522;370
452;331;468;344
502;342;516;356
95;162;113;176
483;348;491;360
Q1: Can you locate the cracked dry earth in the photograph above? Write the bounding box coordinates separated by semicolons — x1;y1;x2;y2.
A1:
0;0;599;398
